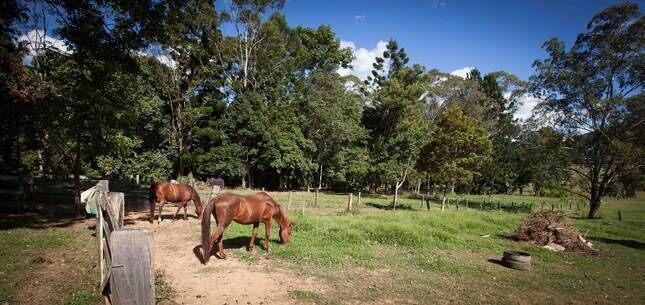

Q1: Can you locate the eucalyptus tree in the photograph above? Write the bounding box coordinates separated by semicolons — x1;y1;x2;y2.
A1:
530;2;644;218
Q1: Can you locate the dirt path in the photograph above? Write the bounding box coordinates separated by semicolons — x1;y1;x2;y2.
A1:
126;207;324;305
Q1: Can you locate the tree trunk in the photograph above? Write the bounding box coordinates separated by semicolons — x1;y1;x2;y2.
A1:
73;137;82;216
587;191;602;219
318;163;323;190
393;185;399;211
534;183;541;197
441;191;447;213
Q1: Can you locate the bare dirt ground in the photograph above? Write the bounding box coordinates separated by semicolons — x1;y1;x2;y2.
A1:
125;204;325;305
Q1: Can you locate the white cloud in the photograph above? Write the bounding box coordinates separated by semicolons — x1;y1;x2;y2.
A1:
354;15;366;20
17;29;70;65
338;40;388;80
155;54;178;69
514;93;541;121
450;66;474;79
432;1;447;8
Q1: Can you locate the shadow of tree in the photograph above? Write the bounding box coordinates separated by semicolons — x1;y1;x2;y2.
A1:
0;213;90;231
365;202;414;210
592;237;645;250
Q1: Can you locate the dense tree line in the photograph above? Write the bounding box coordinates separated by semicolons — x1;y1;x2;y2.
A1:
1;1;642;218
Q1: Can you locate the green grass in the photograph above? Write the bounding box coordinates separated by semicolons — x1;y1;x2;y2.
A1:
0;217;101;305
4;185;644;304
155;270;178;305
211;190;645;304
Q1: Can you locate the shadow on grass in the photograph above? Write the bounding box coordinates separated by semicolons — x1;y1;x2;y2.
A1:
592;237;645;250
487;258;506;267
0;212;90;231
365;201;414;210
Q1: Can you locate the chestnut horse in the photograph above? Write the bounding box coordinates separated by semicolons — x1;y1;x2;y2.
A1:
149;181;204;223
201;192;293;263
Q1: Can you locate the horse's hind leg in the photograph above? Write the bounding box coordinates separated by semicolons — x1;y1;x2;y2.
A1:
249;222;259;252
173;201;185;221
210;223;228;259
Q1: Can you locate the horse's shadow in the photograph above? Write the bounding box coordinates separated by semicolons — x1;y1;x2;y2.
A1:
192;236;268;263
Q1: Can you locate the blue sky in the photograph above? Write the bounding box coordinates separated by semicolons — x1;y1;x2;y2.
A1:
276;0;640;80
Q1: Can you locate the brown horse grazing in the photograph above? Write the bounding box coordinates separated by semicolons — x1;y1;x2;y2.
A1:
150;181;204;223
201;192;293;263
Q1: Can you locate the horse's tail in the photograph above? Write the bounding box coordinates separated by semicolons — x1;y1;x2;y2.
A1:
201;199;216;264
190;186;203;217
149;182;157;202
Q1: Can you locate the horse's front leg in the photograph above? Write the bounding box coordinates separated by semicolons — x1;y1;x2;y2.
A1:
158;199;165;224
149;199;156;223
249;222;259;252
263;221;271;252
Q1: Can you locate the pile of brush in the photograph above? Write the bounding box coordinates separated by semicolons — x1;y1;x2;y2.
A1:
512;209;597;254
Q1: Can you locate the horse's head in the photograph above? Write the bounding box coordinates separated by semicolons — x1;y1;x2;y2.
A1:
279;220;293;244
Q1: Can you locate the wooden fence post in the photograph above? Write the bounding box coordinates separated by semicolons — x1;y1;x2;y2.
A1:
347;193;353;212
93;180;154;305
421;194;425;209
314;189;319;207
358;192;362;207
288;191;292;210
110;228;155;305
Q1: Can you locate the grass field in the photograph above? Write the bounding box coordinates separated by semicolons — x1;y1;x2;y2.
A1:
1;184;643;304
204;189;645;304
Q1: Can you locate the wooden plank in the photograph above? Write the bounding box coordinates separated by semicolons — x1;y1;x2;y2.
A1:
108;192;125;230
110;228;155;305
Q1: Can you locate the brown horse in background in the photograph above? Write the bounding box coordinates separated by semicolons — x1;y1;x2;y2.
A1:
201;192;293;263
150;181;204;223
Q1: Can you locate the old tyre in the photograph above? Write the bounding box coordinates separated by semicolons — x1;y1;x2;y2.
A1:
502;258;531;271
503;250;531;263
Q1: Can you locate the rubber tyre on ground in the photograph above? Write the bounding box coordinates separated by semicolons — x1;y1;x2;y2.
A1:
502;258;531;271
503;250;531;263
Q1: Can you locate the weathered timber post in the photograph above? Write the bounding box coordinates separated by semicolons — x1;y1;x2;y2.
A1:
421;193;425;209
358;192;362;206
288;191;292;210
347;193;353;212
314;189;319;207
110;228;155;305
